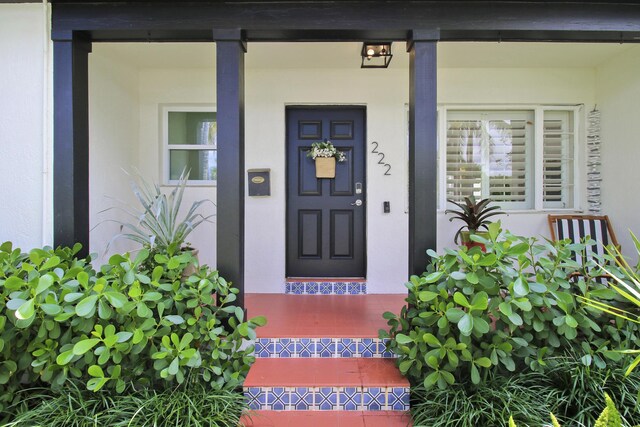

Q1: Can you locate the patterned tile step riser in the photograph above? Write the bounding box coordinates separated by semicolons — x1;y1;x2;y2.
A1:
245;386;409;411
285;281;366;295
255;338;394;358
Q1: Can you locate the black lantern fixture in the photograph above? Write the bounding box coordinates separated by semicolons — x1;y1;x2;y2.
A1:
361;42;393;68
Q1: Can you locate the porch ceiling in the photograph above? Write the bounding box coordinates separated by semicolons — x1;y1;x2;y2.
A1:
93;41;634;70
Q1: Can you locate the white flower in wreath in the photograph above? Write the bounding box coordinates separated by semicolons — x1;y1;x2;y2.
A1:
307;140;346;162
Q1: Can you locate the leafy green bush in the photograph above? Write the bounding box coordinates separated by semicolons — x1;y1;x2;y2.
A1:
0;242;264;417
3;381;245;427
381;223;639;389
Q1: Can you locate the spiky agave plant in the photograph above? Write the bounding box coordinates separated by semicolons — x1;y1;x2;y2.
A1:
104;169;214;256
445;196;504;244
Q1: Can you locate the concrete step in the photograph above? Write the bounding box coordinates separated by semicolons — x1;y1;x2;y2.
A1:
244;358;409;412
241;410;412;426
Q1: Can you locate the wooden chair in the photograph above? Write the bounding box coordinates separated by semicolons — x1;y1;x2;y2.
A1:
547;214;620;281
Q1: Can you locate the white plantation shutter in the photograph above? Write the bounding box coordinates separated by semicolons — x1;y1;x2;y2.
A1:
446;119;482;201
543;111;574;208
486;118;529;204
446;111;533;209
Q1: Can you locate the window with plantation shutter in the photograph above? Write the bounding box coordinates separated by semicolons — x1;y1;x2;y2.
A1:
446;111;533;209
543;111;574;208
441;107;578;211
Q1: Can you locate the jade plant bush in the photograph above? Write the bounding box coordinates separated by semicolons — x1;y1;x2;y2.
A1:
381;223;640;389
0;242;265;414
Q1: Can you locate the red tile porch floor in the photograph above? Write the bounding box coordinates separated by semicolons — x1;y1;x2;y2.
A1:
241;294;412;427
245;294;407;338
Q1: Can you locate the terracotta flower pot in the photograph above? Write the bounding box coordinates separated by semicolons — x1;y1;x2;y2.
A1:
315;157;336;178
460;231;489;252
181;248;199;278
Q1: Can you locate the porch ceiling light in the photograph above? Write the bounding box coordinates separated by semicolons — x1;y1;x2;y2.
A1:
361;42;393;68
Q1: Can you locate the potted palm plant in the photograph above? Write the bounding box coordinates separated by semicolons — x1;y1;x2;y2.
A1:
307;140;346;178
445;196;504;250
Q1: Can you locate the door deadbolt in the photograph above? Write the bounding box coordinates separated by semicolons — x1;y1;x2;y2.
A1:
351;199;363;207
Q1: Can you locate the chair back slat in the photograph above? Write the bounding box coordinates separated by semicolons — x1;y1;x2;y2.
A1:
556;217;609;264
548;214;620;282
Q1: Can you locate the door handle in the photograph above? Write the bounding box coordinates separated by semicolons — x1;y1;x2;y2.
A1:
350;199;363;207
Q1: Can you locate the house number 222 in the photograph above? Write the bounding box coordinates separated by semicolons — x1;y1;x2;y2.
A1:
370;141;391;176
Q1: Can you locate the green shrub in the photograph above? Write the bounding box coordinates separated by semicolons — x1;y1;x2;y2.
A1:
411;370;565;427
544;354;640;426
509;393;626;427
381;223;639;389
3;381;245;427
0;242;264;418
412;356;640;427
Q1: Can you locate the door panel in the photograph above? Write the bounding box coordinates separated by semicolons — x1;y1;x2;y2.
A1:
286;107;366;277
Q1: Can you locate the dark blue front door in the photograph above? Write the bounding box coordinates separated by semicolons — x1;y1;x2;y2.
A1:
286;106;367;277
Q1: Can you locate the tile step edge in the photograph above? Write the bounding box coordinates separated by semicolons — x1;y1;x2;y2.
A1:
244;386;410;411
255;337;395;358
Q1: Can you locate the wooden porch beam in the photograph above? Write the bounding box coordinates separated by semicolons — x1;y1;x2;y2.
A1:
407;32;438;276
52;31;91;255
214;30;246;309
51;1;640;43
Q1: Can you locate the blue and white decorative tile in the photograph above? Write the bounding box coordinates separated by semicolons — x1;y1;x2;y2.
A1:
254;339;272;358
316;387;338;411
388;387;410;411
245;387;267;410
285;280;367;294
319;282;333;295
362;387;386;411
290;387;314;410
306;282;319;294
348;282;361;294
273;338;295;358
266;387;290;411
318;338;335;357
334;282;347;295
296;338;316;358
357;338;377;358
337;338;356;357
292;282;306;294
338;387;361;411
380;339;395;358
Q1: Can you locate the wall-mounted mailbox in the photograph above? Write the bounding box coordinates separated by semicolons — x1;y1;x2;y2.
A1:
248;169;271;197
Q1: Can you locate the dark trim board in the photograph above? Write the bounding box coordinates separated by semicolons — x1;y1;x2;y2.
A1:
52;1;640;42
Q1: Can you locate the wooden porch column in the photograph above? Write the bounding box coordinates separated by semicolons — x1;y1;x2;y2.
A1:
214;30;246;308
407;31;439;276
52;31;91;255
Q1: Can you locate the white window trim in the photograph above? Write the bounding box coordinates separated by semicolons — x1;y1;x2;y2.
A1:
437;104;582;212
160;104;217;187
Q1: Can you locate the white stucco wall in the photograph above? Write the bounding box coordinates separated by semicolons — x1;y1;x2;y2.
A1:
88;46;141;262
104;47;595;293
597;46;640;261
0;4;50;249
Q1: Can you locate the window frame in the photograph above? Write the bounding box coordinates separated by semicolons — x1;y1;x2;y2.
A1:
437;104;582;212
161;104;218;187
